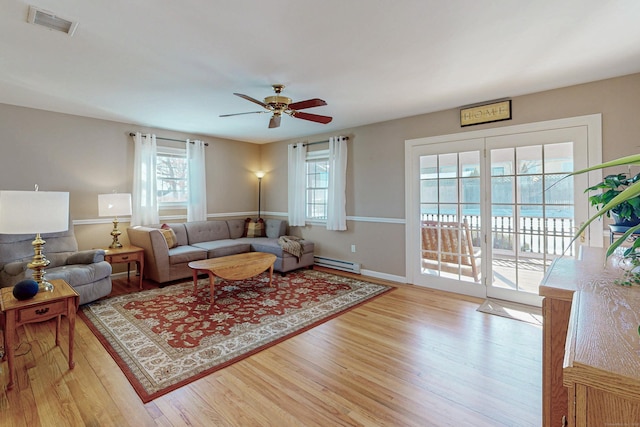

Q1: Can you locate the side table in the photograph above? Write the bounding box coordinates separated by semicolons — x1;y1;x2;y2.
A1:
1;279;79;390
104;245;145;290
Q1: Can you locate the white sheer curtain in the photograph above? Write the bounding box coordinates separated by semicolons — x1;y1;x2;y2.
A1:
326;136;348;230
186;139;207;222
288;143;307;226
131;132;159;226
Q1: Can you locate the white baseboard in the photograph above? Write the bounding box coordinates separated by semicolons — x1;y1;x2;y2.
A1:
360;269;406;284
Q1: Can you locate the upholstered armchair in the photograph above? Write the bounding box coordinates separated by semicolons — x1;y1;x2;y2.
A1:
0;222;112;305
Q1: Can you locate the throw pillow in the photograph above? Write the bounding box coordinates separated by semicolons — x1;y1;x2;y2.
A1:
243;218;266;238
159;227;178;249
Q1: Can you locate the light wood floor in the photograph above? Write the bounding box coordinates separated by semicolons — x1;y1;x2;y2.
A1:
1;267;542;426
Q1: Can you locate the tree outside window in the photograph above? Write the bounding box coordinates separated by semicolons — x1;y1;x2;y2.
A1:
156;147;188;206
306;151;329;220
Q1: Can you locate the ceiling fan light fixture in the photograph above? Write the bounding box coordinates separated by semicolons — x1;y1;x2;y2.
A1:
264;95;292;106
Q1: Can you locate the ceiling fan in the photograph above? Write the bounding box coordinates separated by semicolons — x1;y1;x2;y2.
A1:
220;84;332;129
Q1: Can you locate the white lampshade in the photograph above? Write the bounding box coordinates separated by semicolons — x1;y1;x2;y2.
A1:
0;190;69;234
98;193;132;217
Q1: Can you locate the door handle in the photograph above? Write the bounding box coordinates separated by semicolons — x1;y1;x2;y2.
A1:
572;223;586;243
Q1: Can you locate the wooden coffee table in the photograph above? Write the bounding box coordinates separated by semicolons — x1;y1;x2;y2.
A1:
188;252;277;302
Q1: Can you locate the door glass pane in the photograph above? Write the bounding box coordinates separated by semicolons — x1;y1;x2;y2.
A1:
517;145;542;175
420;151;482;284
490;142;577;295
544;142;573;173
517;175;543;204
491;148;513;176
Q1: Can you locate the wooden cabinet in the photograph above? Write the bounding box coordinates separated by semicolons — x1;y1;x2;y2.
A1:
540;293;572;426
540;253;582;427
563;272;640;426
540;247;640;426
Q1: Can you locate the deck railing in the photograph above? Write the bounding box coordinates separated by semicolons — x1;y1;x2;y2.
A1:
421;214;576;257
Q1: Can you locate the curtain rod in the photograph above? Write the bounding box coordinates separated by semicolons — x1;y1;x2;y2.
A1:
294;136;349;147
129;132;209;146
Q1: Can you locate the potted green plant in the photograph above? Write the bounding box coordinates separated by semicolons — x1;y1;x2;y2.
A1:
586;172;640;231
571;154;640;259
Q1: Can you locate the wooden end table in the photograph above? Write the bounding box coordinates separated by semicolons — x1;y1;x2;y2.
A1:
188;252;277;302
1;279;79;390
104;245;145;290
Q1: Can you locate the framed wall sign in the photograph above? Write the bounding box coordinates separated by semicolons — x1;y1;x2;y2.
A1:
460;100;512;127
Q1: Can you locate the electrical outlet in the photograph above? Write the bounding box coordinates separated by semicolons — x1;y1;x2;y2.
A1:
351;244;356;253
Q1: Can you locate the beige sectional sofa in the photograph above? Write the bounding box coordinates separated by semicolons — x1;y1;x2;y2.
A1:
127;218;314;284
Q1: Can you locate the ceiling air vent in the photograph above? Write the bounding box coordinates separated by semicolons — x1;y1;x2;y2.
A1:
27;6;78;36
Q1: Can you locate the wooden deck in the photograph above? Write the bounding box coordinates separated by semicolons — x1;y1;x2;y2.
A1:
422;254;551;295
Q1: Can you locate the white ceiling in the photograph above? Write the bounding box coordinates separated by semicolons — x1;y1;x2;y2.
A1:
2;1;640;144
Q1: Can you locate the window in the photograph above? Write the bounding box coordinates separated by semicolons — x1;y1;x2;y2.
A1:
156;146;188;207
306;149;329;220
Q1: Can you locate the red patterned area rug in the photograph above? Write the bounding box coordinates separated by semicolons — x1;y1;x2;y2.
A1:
79;269;393;403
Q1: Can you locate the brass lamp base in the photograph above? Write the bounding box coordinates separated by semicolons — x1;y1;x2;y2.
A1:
28;233;54;292
109;217;123;249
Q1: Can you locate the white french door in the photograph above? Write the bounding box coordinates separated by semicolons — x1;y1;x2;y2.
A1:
405;115;601;306
484;128;589;305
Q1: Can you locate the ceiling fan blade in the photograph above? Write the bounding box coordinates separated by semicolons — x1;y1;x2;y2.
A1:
269;114;281;129
291;111;333;124
234;93;269;109
219;111;265;117
288;98;327;110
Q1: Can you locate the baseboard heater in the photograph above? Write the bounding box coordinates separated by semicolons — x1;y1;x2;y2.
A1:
314;256;361;274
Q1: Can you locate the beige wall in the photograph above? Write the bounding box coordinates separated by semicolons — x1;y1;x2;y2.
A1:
260;73;640;279
0;104;260;254
1;73;639;280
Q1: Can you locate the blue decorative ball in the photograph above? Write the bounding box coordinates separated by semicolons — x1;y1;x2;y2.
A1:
13;279;39;300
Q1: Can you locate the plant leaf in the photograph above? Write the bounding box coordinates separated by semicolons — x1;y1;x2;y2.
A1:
569;154;640;176
567;182;640;257
599;182;640;216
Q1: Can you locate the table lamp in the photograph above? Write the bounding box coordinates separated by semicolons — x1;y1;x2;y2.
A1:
98;193;132;249
0;188;70;292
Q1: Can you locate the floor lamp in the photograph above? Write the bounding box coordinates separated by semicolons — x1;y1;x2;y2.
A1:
0;189;69;292
98;193;132;248
255;171;265;219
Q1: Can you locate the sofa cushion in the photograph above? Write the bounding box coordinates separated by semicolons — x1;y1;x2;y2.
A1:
249;238;314;258
3;261;28;276
191;240;251;258
66;249;105;265
185;221;230;244
47;252;76;268
41;261;112;287
227;219;246;239
265;219;287;239
167;245;207;265
0;225;78;267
